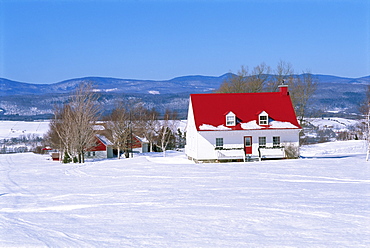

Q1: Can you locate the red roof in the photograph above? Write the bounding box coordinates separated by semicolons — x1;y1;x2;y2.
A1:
190;88;301;131
88;137;107;151
88;134;143;152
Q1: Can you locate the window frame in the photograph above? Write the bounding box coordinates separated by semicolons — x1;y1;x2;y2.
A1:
258;137;266;148
216;138;224;147
273;136;280;147
225;111;236;126
258;111;269;125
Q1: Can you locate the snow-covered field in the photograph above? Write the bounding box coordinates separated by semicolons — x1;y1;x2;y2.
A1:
307;118;360;131
0;120;189;141
1;140;369;247
0;121;50;140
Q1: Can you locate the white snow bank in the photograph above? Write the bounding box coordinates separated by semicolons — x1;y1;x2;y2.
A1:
240;120;263;129
199;124;231;130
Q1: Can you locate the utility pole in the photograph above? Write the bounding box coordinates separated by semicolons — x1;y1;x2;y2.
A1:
130;111;133;158
366;101;370;161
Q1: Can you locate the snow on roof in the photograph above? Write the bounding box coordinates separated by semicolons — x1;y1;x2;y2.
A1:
199;124;232;131
96;134;113;146
190;91;301;131
269;121;299;129
135;136;149;143
240;120;263;130
93;125;105;131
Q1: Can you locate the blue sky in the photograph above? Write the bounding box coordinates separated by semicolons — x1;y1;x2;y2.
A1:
0;0;369;84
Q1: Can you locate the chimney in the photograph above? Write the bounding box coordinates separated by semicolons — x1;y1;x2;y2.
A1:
278;85;289;96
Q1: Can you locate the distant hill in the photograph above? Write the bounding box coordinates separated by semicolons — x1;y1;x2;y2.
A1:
0;74;231;96
2;73;368;97
0;73;369;119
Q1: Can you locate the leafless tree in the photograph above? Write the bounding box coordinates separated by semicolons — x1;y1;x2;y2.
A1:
360;85;370;161
359;85;370;116
248;62;271;92
217;66;249;93
289;72;318;125
217;63;270;93
47;83;100;163
70;83;100;162
105;101;136;159
48;104;76;161
136;107;160;152
216;62;317;126
267;60;294;92
156;109;178;156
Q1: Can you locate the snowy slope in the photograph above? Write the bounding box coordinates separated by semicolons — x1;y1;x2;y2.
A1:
0;121;188;141
0;121;50;140
1;141;369;247
307;118;360;131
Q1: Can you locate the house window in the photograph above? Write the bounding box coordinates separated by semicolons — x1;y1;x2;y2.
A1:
259;115;268;125
226;116;235;126
225;112;236;126
216;138;224;147
273;136;280;147
259;137;266;148
258;111;269;125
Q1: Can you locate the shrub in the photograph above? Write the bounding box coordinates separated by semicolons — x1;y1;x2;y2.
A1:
63;152;72;163
284;143;299;159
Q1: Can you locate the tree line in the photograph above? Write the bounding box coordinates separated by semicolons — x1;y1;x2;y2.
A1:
216;61;318;125
45;83;183;163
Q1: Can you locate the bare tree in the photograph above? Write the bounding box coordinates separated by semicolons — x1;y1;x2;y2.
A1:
217;66;249;93
70;83;100;163
289;72;318;125
137;107;160;152
359;85;370;115
216;61;318;127
217;63;271;93
267;60;294;92
248;62;271;92
105;101;133;159
48;104;77;161
156;109;178;156
46;83;100;163
360;85;370;161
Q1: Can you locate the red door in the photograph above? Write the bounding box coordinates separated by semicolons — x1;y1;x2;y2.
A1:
244;136;252;154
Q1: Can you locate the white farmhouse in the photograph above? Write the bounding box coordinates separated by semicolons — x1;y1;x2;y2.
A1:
185;85;302;162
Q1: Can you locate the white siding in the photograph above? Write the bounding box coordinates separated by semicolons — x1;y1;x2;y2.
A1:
186;128;300;161
184;100;198;159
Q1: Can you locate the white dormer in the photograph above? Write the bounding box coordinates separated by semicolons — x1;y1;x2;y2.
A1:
258;111;269;125
225;111;236;126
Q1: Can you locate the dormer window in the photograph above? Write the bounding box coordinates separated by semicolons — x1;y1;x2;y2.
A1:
225;111;236;126
258;111;269;125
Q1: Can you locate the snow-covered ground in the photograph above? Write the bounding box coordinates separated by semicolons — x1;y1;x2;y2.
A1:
0;121;50;140
0;120;188;141
307;118;360;131
1;140;369;247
